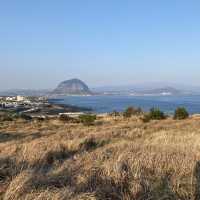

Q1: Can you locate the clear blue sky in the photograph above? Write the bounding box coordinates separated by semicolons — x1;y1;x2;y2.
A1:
0;0;200;90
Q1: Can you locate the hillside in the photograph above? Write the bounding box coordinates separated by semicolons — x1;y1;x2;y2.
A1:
1;115;200;199
52;79;92;96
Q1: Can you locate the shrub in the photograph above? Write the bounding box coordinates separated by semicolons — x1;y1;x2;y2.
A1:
123;106;142;118
174;107;189;120
79;114;96;126
141;108;166;123
148;108;166;120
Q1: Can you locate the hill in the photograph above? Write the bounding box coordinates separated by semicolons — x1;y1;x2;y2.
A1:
139;86;181;95
0;89;51;97
93;86;182;96
52;78;92;96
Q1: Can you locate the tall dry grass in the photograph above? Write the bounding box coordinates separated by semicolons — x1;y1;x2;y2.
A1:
1;115;200;199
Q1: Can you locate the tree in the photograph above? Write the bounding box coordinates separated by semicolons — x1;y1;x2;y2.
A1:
174;107;189;120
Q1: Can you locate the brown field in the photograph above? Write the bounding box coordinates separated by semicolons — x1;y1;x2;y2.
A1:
1;115;200;200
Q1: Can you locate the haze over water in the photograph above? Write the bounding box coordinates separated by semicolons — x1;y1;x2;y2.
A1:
49;95;200;114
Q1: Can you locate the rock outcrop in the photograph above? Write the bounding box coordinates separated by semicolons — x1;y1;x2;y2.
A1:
52;78;92;95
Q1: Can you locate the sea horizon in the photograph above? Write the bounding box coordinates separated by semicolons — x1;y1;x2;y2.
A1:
48;94;200;114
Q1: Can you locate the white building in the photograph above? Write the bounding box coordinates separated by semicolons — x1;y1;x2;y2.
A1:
16;95;25;101
6;97;16;101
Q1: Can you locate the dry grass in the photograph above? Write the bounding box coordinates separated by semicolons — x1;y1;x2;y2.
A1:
1;115;200;199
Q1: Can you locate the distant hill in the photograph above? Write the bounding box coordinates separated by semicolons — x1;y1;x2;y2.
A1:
139;87;181;96
0;89;51;96
92;86;183;96
52;78;92;96
1;82;198;97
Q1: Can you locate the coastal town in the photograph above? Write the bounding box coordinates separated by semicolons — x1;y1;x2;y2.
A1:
0;95;90;119
0;95;47;108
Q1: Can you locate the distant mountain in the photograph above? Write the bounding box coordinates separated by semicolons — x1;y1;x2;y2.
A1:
52;78;92;96
1;81;199;97
93;85;183;96
0;89;51;96
93;82;200;95
139;87;181;96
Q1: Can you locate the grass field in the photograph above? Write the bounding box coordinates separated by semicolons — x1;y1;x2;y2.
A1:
1;115;200;199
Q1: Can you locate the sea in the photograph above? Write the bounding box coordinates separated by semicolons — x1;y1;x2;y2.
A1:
49;95;200;114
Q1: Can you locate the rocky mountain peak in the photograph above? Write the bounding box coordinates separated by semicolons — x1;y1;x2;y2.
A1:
52;78;92;95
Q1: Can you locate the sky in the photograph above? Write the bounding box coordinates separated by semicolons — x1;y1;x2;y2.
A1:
0;0;200;90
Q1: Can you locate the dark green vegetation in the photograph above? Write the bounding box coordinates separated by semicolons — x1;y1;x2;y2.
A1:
148;108;166;120
174;107;189;120
79;114;97;126
141;107;189;123
140;108;166;123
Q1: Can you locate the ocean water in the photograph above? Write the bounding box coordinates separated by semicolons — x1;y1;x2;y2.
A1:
49;95;200;114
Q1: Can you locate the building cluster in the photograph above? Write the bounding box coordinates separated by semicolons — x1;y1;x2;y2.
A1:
0;95;85;119
0;95;47;109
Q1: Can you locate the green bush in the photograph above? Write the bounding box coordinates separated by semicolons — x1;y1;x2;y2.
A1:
174;107;189;120
148;108;166;120
123;106;142;118
141;108;166;123
79;114;96;126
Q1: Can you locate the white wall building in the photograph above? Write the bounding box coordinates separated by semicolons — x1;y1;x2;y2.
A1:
6;97;16;101
16;96;25;101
